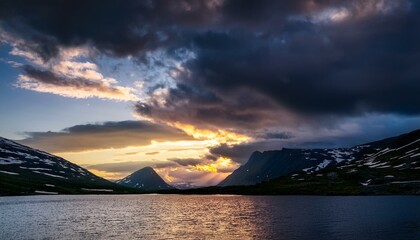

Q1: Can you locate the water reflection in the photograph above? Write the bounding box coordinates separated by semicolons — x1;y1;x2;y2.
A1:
0;195;419;239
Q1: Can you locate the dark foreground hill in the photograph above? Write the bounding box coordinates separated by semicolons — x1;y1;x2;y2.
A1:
116;167;174;191
0;137;140;196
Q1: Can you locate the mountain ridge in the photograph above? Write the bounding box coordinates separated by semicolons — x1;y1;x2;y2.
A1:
219;129;420;187
0;136;139;195
1;128;419;196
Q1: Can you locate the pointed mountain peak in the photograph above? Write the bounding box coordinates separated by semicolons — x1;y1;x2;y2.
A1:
136;166;155;173
117;166;174;191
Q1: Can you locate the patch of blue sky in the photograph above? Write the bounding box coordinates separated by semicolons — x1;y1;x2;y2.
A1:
0;44;135;139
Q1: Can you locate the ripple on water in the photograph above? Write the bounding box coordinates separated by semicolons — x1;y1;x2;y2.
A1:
0;195;419;240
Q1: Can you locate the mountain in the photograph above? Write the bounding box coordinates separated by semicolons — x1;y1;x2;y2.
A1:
0;137;138;195
116;167;174;191
219;148;355;186
219;129;420;188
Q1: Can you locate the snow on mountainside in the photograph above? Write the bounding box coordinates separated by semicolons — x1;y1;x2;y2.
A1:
218;147;363;187
219;129;420;187
0;137;92;178
0;137;134;195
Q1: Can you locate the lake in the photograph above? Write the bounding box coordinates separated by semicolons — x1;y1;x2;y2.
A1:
0;195;419;240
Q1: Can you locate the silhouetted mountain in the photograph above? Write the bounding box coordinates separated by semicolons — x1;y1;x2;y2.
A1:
0;137;137;195
117;167;174;190
219;129;420;187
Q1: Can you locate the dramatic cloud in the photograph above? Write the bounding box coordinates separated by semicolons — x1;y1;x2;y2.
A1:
17;65;139;101
1;0;420;185
2;0;418;117
0;28;141;101
0;0;224;59
135;87;299;132
132;0;420;142
19;120;193;152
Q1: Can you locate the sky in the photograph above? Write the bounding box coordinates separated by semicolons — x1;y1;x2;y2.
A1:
1;0;420;186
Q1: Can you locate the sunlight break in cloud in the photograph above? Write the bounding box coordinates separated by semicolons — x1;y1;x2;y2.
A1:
169;122;251;146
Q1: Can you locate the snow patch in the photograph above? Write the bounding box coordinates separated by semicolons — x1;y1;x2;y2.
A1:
0;157;24;165
32;171;66;179
0;170;19;175
328;149;355;163
26;167;52;171
393;163;406;168
40;159;56;165
368;162;389;168
0;138;28;149
34;190;58;195
360;179;372;186
394;139;420;151
405;148;418;154
376;165;391;168
315;160;332;171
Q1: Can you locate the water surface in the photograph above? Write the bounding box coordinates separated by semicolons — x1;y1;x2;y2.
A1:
0;195;419;239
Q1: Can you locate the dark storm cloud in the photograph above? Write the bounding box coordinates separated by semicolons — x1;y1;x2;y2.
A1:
263;132;294;140
134;0;420;133
2;0;420;140
0;0;227;60
181;17;420;116
135;87;291;131
0;0;390;59
19;121;193;152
